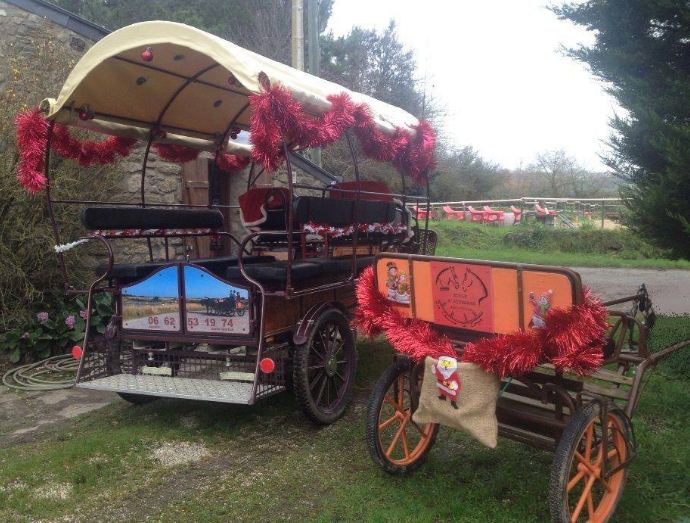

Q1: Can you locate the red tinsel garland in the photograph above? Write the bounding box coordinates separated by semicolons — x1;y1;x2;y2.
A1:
152;143;250;174
15;109;252;193
17;85;435;192
15;108;137;193
248;85;436;184
153;143;200;164
354;266;607;378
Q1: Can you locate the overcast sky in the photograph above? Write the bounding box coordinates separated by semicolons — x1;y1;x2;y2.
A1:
327;0;619;171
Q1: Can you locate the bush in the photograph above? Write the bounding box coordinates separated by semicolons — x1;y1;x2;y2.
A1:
0;35;123;330
0;294;113;363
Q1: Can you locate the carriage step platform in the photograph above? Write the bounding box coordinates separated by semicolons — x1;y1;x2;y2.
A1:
77;375;280;404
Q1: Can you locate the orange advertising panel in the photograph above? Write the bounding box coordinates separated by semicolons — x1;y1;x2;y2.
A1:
375;255;580;336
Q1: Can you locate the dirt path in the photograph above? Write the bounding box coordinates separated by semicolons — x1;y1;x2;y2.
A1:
0;385;117;446
574;267;690;314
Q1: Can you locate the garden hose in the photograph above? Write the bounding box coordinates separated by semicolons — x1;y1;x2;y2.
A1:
2;355;77;391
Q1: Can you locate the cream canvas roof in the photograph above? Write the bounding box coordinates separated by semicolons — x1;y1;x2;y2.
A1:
42;21;421;156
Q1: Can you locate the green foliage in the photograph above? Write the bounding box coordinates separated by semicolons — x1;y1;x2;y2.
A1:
554;1;690;258
53;0;334;65
321;21;432;119
0;33;123;330
0;294;112;363
431;147;502;201
434;220;678;262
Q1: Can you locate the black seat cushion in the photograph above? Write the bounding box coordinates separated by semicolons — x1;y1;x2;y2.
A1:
98;255;273;281
293;196;396;226
225;260;321;283
225;256;374;283
81;207;224;230
306;256;374;275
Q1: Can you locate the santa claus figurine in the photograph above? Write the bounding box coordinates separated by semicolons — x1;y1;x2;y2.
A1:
433;356;461;409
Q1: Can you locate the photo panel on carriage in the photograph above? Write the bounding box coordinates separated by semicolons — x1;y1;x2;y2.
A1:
121;266;181;332
183;265;250;335
375;256;581;335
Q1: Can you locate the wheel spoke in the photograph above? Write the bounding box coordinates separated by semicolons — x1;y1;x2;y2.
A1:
318;330;329;354
575;452;610;492
607;448;620;460
384;394;398;410
334;370;345;383
385;414;409;458
308;363;326;370
409;419;427;436
310;342;326;362
584;425;593;461
396;375;405;408
401;425;410;459
586;490;595;521
316;374;328;405
571;474;596;523
309;371;325;391
378;414;399;431
567;469;585;492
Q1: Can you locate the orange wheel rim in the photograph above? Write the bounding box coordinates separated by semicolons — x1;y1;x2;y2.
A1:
376;372;436;466
566;413;627;523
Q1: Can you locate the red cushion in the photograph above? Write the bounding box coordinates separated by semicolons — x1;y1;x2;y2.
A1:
239;187;289;227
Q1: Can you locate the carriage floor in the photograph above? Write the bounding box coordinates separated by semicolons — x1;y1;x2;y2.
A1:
76;375;277;404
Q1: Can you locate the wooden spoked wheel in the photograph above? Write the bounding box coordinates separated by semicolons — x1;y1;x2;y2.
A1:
293;308;357;425
550;403;630;523
366;358;439;474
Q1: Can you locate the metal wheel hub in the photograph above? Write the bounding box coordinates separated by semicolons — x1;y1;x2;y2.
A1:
325;355;338;377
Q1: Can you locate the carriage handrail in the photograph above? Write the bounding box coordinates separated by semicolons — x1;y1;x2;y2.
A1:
50;199;240;209
291;183;428;201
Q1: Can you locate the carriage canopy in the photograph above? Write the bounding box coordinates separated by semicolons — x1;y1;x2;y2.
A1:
41;21;426;159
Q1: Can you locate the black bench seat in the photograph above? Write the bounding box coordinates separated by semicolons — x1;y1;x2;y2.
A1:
225;256;374;283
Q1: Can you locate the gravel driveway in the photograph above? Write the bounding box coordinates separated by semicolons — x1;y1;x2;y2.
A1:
574;267;690;315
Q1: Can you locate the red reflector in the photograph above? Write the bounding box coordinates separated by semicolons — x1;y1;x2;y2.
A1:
259;358;275;374
71;345;83;360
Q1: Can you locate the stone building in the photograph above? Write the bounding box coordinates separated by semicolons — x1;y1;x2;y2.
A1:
1;0;249;261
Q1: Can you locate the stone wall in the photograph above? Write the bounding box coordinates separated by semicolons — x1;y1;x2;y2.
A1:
0;1;91;96
0;1;197;262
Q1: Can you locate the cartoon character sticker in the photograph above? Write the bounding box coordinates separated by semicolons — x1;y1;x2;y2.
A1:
433;356;461;409
529;289;553;329
385;261;411;304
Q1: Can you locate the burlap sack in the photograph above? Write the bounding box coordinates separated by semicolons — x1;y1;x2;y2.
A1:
412;357;500;448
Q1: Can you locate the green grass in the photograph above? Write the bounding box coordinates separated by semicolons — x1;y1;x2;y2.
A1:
432;221;690;269
436;246;690;269
1;317;689;522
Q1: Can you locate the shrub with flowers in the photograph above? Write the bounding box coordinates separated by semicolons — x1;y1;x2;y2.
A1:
0;294;112;364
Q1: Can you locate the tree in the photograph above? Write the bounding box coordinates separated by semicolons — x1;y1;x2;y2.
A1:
320;21;441;121
53;0;334;64
554;1;690;258
430;147;501;201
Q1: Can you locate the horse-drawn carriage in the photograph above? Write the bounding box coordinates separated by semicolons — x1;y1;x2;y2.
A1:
360;253;689;522
18;21;433;423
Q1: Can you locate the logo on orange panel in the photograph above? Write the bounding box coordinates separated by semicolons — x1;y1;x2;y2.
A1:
431;262;494;332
